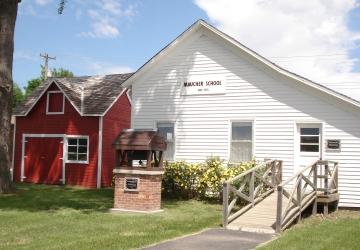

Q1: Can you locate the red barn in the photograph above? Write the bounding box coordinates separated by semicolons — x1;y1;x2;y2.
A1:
12;74;132;188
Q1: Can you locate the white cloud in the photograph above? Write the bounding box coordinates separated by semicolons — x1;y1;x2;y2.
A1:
89;61;133;75
194;0;360;86
18;3;37;16
34;0;52;6
76;0;137;39
78;19;120;38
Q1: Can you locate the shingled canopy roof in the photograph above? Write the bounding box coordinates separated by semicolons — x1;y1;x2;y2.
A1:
13;73;133;116
113;130;167;151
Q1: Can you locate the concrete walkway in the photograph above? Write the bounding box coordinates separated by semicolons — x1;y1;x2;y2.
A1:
143;228;275;250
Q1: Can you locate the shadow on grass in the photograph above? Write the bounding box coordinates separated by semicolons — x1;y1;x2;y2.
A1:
0;183;114;213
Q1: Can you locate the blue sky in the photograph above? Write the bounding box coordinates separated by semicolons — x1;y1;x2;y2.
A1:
14;0;208;89
14;0;360;90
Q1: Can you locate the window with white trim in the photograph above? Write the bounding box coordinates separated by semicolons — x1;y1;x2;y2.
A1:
157;122;175;161
46;91;64;114
300;128;320;152
230;122;252;163
66;137;89;163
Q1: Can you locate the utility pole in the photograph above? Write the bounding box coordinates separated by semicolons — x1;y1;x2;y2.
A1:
40;53;56;80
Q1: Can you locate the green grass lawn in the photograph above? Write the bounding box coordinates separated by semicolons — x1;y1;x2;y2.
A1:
259;209;360;250
0;184;221;250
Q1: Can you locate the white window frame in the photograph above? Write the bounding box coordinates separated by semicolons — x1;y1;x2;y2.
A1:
65;135;89;164
294;121;324;172
46;90;65;115
229;120;254;164
156;121;176;161
299;127;321;154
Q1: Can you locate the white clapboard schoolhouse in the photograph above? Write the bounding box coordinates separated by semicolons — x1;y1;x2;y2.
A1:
123;20;360;208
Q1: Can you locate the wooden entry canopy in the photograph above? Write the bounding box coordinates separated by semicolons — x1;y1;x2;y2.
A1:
113;129;167;169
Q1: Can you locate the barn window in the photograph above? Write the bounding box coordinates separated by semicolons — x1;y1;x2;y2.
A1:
66;136;89;163
230;122;253;163
157;122;175;161
46;91;65;114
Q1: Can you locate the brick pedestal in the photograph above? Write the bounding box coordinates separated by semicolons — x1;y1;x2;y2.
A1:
112;169;164;212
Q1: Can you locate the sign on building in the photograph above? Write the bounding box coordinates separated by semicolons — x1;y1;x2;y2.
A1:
181;75;226;95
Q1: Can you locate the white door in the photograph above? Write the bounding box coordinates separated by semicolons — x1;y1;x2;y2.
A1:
296;124;322;172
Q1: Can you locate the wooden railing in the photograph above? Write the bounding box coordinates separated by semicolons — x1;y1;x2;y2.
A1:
223;159;283;228
275;160;339;232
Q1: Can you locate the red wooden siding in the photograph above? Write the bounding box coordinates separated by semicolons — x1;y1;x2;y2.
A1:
13;83;99;188
102;92;131;187
47;92;64;113
24;137;63;184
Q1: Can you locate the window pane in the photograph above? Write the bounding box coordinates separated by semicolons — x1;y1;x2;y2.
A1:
77;154;87;161
157;122;175;160
79;139;87;146
68;139;77;145
300;145;319;152
68;153;77;160
232;122;252;140
300;128;319;135
68;146;77;153
78;146;88;153
157;123;174;142
164;142;174;161
300;136;319;144
230;141;252;162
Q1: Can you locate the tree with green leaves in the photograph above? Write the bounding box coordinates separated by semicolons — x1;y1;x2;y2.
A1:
12;84;23;108
25;67;74;95
0;0;66;193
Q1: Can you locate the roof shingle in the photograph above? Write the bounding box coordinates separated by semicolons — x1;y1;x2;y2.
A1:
13;73;133;116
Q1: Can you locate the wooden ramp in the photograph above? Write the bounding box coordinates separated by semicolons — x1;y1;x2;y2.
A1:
227;192;287;233
223;160;340;234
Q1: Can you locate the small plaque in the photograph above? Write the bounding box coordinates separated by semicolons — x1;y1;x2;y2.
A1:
326;139;341;152
124;177;139;191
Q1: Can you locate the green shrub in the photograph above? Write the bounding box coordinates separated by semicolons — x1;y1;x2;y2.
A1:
162;156;256;200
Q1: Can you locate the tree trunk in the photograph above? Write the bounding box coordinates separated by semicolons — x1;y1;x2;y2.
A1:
0;0;19;193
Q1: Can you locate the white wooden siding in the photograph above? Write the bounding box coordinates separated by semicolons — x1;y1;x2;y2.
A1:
131;31;360;207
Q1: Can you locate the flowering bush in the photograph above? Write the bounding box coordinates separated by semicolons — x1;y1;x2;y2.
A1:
162;156;256;200
162;161;203;198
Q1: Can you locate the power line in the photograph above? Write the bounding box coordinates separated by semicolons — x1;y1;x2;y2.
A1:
40;53;56;80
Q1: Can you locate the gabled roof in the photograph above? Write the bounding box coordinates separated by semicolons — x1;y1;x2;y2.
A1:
13;73;133;116
122;19;360;109
113;129;167;151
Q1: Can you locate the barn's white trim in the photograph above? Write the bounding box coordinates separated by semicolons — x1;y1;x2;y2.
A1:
14;80;83;117
97;117;103;188
46;90;65;115
11;119;16;181
101;89;127;116
126;89;132;105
